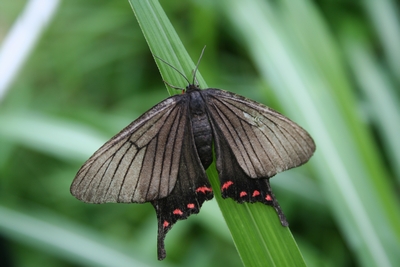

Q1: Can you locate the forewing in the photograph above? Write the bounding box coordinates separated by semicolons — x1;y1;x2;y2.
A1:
204;88;315;179
70;96;187;203
151;113;213;260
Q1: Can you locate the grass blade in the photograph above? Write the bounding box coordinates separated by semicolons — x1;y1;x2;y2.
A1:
129;0;307;266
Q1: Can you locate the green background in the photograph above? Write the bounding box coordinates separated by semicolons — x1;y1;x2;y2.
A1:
0;0;399;266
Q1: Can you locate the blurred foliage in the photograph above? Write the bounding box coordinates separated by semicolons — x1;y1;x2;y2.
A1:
0;0;399;267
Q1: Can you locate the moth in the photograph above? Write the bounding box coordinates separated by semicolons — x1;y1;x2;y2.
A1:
70;49;316;260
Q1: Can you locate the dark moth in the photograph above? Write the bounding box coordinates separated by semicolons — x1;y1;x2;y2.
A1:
70;54;316;260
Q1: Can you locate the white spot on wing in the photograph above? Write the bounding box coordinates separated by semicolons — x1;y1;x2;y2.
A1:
243;112;265;130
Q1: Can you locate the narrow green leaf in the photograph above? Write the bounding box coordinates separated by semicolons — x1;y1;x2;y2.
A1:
129;0;306;266
341;27;400;182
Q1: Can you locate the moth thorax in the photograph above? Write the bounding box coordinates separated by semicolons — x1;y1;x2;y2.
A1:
189;91;213;169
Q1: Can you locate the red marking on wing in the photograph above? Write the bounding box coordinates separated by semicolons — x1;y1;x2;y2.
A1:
221;181;234;191
252;190;260;197
173;209;183;215
187;203;195;209
265;194;272;201
196;186;212;194
163;220;170;228
240;191;248;197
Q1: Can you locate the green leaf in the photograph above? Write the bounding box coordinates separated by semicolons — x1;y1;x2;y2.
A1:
129;1;306;266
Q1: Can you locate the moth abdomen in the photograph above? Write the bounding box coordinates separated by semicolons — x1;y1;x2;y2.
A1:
188;90;213;169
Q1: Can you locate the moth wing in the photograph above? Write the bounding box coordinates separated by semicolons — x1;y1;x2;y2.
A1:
70;96;187;203
205;88;315;179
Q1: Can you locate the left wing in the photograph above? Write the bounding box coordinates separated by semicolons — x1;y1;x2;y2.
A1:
204;88;315;179
204;88;314;226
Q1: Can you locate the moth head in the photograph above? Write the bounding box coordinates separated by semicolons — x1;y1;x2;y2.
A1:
185;83;201;93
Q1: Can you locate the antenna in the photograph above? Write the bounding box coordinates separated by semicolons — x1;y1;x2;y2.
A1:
192;45;206;85
154;46;206;87
153;55;190;85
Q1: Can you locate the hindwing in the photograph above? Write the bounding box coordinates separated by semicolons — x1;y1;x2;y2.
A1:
151;112;213;260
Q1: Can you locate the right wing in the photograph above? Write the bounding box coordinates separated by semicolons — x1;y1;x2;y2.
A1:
70;96;187;204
